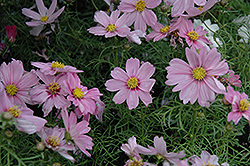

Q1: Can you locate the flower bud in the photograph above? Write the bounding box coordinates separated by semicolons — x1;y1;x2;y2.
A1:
2;111;13;120
5;130;13;138
52;163;61;166
36;142;45;151
124;44;130;49
160;4;168;12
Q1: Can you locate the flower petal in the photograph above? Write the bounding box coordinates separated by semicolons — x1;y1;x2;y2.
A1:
36;0;47;16
22;8;41;20
142;9;157;26
138;90;152;106
127;90;139;109
126;57;140;77
113;87;129;104
105;79;126;92
47;0;57;16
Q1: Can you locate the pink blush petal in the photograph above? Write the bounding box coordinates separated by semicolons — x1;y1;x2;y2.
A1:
134;13;147;32
47;0;57;16
146;31;159;41
227;111;242;125
204;76;226;94
138;90;152;107
105;31;117;38
115;26;130;37
138;79;155;92
54;95;70;109
145;0;161;8
185;47;200;69
22;8;41;20
207;60;229;76
179;80;198;104
94;11;110;27
42;97;54;116
126;58;140;77
113;87;129;104
26;21;43;27
119;2;136;13
110;10;120;24
88;26;107;36
105;79;126;92
136;62;155;80
127;90;139;109
111;67;129;81
36;0;47;16
142;9;157;26
47;6;65;24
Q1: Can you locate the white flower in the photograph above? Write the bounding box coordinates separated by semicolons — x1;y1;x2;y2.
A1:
238;25;250;43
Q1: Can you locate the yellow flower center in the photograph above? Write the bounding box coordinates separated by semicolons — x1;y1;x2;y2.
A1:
8;106;21;118
47;135;60;147
192;67;207;81
128;158;143;166
41;16;49;22
5;84;18;96
73;87;84;99
160;25;170;33
198;6;203;12
135;0;145;12
187;30;199;41
202;161;215;166
127;77;138;89
51;61;65;69
239;99;249;111
48;82;60;94
105;24;117;32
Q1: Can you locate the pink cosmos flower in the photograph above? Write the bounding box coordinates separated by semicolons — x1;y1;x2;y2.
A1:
124;155;155;166
178;18;211;50
225;70;241;88
63;73;103;115
141;136;186;163
127;30;146;45
6;25;17;43
224;86;250;125
37;126;75;162
30;71;70;117
169;0;194;17
186;0;218;17
0;91;47;134
105;57;156;110
31;61;83;75
22;0;65;27
88;10;130;38
0;59;39;106
146;22;170;42
118;0;161;32
165;47;229;107
61;110;94;157
188;151;221;166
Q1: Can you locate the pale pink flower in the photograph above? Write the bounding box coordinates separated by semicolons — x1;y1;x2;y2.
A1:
170;0;194;17
224;86;250;125
63;73;103;115
225;70;241;88
186;0;219;17
146;22;170;42
37;126;75;162
178;18;211;50
105;57;156;110
142;136;186;163
87;10;130;38
0;91;47;134
127;30;146;45
22;0;65;27
165;47;229;107
31;61;83;75
6;25;17;43
118;0;161;32
30;71;70;117
188;151;220;166
0;59;39;106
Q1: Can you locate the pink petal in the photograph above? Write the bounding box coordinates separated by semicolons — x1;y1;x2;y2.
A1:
43;97;54;116
110;10;120;24
227;111;242;125
179;80;198;104
36;0;47;16
185;47;201;68
127;90;139;109
138;79;155;92
136;62;155;80
26;21;43;27
207;60;229;76
47;0;57;16
105;79;126;92
126;57;140;77
134;13;147;32
138;90;152;106
142;9;157;26
22;8;41;20
116;26;130;37
145;0;161;8
111;67;129;81
30;24;44;36
88;26;107;36
154;136;166;155
204;76;226;94
118;1;136;13
94;11;110;27
105;31;116;38
113;87;129;104
47;6;65;24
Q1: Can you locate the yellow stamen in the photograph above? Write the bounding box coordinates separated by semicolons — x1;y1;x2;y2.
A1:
239;99;249;111
48;82;60;94
135;0;145;12
127;77;138;89
51;61;65;69
41;16;49;22
160;25;170;33
73;87;84;99
8;106;21;118
105;24;116;32
5;84;18;96
198;6;203;12
192;67;207;81
187;30;199;41
128;158;143;166
47;135;60;147
202;161;215;166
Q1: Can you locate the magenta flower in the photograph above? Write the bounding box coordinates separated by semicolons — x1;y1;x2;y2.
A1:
225;70;241;87
22;0;65;27
118;0;161;32
6;25;17;43
105;57;156;110
0;59;39;106
63;73;103;115
30;71;70;117
224;86;250;125
179;18;211;50
61;110;94;157
31;61;83;75
88;10;130;38
188;151;221;166
146;22;170;42
165;47;229;107
37;126;75;162
0;91;47;134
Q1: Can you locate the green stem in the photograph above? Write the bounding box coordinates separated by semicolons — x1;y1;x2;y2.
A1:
91;0;99;11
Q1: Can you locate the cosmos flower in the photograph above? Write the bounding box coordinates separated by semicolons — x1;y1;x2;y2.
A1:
146;22;170;42
105;57;156;110
126;30;146;45
165;47;229;107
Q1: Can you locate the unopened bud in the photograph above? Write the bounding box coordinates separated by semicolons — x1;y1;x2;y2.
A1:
222;96;230;105
226;124;233;131
36;142;45;151
52;162;61;166
124;44;130;49
3;111;13;120
5;130;13;138
197;112;205;119
160;4;168;12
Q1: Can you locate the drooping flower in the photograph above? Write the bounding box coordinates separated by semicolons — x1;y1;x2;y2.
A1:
63;73;103;115
37;126;75;162
224;86;250;125
118;0;161;32
189;151;225;166
105;57;156;110
87;10;130;38
61;110;94;157
0;91;47;134
165;47;229;107
0;59;39;106
31;61;83;75
6;25;17;43
146;22;170;42
30;71;70;117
